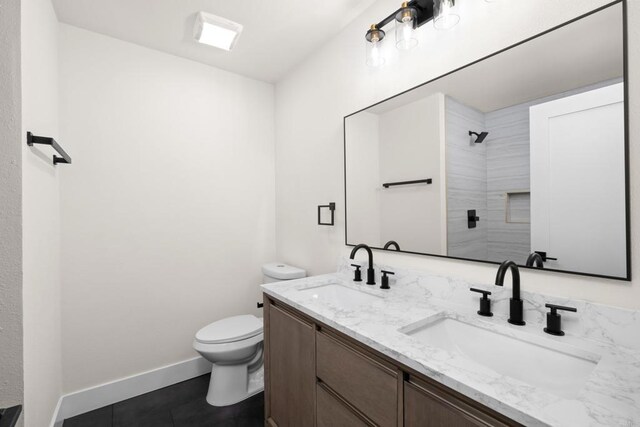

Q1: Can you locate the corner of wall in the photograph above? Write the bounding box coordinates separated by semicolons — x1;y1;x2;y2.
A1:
0;0;24;415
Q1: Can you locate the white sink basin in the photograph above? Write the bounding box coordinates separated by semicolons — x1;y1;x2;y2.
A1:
402;317;599;399
297;283;381;310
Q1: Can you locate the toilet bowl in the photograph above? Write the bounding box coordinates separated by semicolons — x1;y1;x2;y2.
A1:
193;315;264;406
193;262;306;406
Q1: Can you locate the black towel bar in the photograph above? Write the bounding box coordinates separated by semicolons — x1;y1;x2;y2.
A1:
382;178;432;188
27;132;72;165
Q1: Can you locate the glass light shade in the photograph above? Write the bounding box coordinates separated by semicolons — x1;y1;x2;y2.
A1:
433;0;460;30
365;26;386;67
395;5;418;50
366;39;385;67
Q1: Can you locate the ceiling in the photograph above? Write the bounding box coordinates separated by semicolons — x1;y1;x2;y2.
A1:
52;0;377;83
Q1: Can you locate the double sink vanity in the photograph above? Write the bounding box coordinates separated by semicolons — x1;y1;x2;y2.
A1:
261;258;640;426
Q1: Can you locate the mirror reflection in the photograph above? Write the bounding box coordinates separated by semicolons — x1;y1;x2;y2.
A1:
344;3;628;279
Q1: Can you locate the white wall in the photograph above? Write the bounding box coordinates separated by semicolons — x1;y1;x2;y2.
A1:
0;0;24;418
345;112;382;246
345;95;446;253
21;0;64;424
275;0;640;309
378;94;445;254
58;25;276;393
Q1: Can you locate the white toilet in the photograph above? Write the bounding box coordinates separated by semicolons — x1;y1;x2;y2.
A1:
193;262;306;406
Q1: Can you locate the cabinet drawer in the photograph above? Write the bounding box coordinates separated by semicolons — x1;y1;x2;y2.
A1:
317;383;371;427
404;378;519;427
316;331;398;427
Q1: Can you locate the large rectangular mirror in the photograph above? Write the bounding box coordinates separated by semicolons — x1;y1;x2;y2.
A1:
344;2;629;280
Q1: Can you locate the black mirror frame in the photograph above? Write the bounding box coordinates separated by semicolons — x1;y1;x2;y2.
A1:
343;0;631;282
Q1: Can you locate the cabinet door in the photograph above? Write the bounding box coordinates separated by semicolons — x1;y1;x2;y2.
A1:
404;378;517;427
265;301;315;427
317;383;370;427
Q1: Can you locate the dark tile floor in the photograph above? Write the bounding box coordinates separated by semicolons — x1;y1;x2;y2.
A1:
63;374;263;427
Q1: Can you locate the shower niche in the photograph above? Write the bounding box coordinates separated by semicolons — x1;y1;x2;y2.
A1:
343;2;629;280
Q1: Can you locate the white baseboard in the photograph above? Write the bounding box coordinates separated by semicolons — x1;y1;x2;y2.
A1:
50;397;64;427
50;356;211;426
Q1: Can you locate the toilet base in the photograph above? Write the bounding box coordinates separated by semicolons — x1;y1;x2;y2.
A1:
206;364;264;407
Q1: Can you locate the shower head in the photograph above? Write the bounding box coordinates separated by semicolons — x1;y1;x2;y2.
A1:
469;131;489;144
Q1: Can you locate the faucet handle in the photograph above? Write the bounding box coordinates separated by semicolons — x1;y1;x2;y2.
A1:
544;303;577;336
350;264;362;282
380;270;394;290
545;303;577;313
470;288;493;317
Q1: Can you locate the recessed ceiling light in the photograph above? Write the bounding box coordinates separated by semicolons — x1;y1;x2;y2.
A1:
193;12;243;51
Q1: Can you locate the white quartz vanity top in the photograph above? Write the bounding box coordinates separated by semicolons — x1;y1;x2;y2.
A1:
261;261;640;427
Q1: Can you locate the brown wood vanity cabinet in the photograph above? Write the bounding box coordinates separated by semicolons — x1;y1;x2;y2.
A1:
263;295;521;427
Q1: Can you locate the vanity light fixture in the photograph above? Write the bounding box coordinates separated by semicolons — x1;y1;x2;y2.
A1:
365;0;462;67
193;12;243;51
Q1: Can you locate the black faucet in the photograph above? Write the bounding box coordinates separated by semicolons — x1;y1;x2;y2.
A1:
526;252;544;268
495;260;526;326
349;244;376;285
383;240;400;251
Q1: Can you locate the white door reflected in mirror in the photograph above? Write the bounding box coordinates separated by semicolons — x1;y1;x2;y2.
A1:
530;83;626;278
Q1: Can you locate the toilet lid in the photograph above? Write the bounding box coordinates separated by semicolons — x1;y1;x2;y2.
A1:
195;315;263;344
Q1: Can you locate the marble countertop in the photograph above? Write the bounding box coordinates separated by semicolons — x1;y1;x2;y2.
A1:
261;260;640;427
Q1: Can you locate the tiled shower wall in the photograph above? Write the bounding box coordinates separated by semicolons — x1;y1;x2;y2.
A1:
445;95;532;265
485;105;531;264
445;97;488;260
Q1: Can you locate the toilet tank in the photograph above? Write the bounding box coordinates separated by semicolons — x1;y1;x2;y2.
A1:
262;262;306;283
